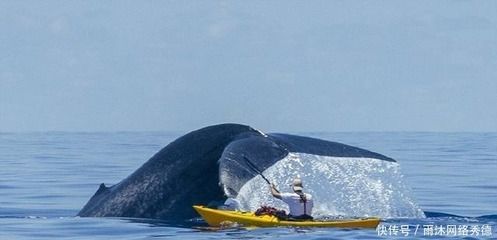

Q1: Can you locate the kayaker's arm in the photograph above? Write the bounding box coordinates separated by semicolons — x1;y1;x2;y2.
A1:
270;183;282;199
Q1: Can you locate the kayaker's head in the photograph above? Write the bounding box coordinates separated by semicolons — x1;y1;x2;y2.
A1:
291;178;303;192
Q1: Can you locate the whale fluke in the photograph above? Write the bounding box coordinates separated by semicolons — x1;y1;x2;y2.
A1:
78;123;405;219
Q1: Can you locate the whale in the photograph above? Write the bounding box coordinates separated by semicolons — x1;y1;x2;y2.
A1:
78;123;398;220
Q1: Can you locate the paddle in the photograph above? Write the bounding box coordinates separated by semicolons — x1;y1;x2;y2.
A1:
242;156;279;193
242;155;280;197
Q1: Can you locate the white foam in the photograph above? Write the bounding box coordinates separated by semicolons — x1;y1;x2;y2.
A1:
235;153;425;218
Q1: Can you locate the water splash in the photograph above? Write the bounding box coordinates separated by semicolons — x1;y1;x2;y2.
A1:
235;153;425;219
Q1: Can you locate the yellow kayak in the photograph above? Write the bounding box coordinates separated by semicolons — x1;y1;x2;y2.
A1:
193;205;380;228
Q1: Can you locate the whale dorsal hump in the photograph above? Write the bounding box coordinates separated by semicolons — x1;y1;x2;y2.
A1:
95;183;109;195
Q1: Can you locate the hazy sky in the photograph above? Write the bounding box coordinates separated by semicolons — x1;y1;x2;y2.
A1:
1;1;496;132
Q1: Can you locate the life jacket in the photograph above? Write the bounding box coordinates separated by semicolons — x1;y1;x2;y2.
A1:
294;191;313;220
296;191;307;215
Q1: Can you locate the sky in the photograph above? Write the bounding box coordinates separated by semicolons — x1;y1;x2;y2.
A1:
1;1;497;132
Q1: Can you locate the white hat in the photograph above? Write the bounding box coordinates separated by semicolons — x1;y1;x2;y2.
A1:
292;178;303;192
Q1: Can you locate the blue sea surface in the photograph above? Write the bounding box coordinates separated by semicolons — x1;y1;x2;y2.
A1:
0;132;496;239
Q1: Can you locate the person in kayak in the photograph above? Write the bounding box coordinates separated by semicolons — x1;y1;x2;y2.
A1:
269;177;313;220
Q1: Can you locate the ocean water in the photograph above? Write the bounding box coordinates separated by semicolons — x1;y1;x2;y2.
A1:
0;131;496;239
